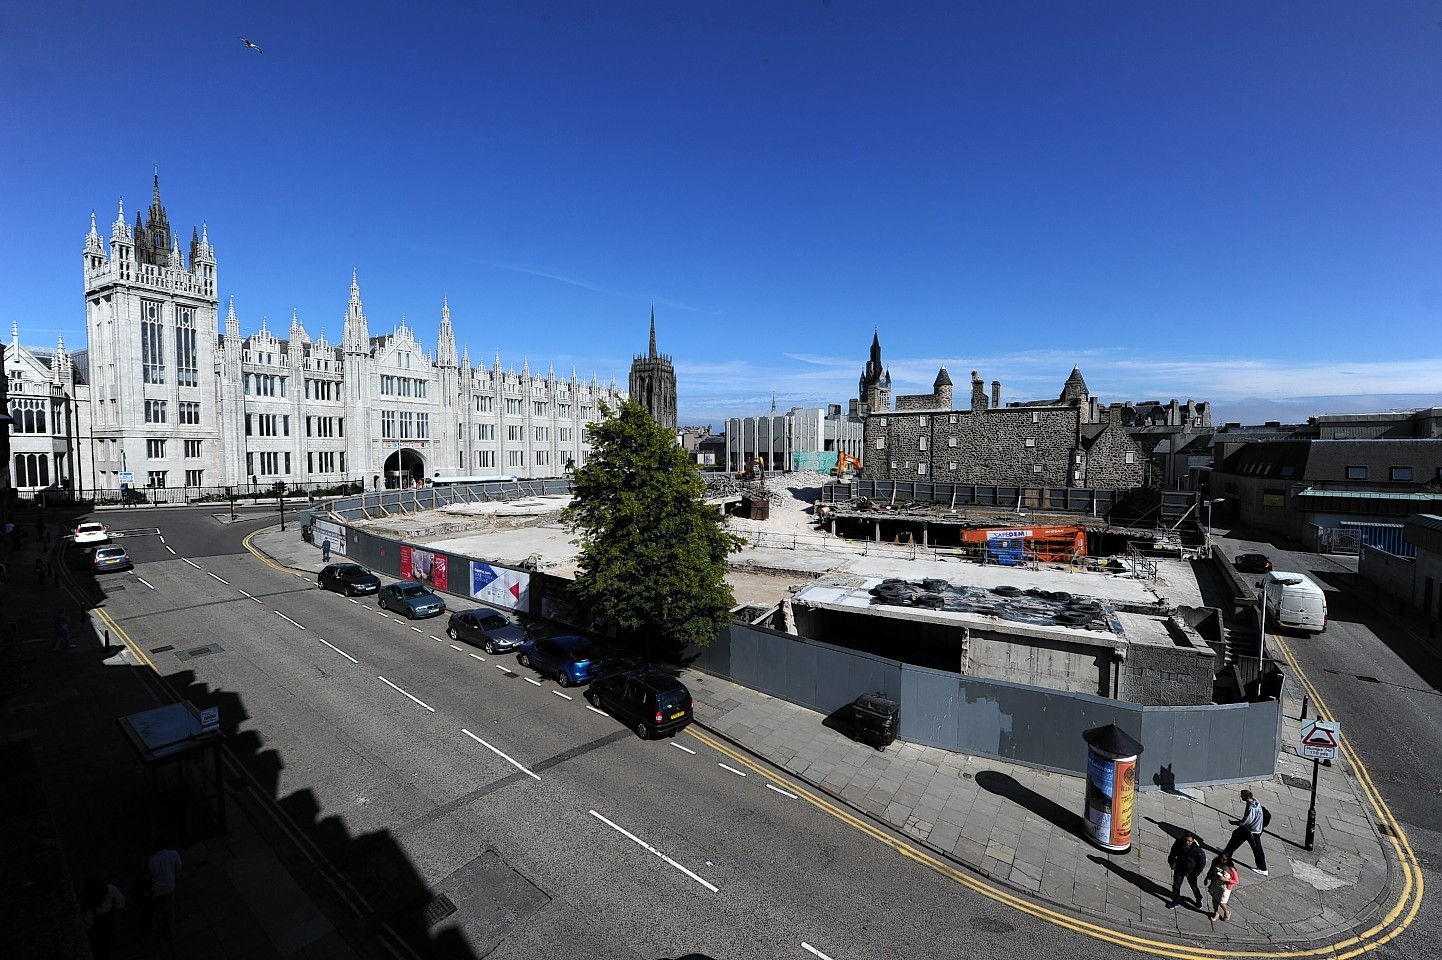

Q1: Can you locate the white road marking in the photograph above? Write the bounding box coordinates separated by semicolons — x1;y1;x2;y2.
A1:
165;545;176;555
207;572;229;584
318;639;358;664
552;690;573;701
276;612;306;630
462;729;541;780
801;943;835;960
495;664;511;673
766;783;799;800
182;558;201;569
718;763;747;777
450;645;464;652
410;626;422;634
585;705;608;716
295;573;307;579
136;577;155;590
671;743;696;755
588;810;717;892
392;618;405;624
377;676;435;713
524;677;542;686
240;590;258;602
375;611;389;617
348;598;360;604
468;653;485;661
158;534;166;544
430;635;443;642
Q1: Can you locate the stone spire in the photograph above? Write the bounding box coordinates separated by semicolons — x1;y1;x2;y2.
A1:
436;296;457;367
225;296;241;340
86;210;103;253
649;304;658;358
289;308;309;344
342;269;370;353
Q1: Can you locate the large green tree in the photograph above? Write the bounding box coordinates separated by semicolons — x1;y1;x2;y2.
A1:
563;400;742;658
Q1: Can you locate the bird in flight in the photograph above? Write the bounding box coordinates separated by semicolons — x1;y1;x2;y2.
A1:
239;37;263;54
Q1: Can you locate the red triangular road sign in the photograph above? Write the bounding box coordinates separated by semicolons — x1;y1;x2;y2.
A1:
1302;725;1337;748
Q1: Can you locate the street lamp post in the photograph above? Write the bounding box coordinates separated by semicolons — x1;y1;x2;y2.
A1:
1256;575;1303;676
1203;498;1225;558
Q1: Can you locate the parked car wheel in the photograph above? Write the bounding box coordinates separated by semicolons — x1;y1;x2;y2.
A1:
518;652;532;667
404;607;415;620
378;597;388;611
585;688;600;706
556;672;571;688
483;639;497;655
447;626;460;641
635;721;650;740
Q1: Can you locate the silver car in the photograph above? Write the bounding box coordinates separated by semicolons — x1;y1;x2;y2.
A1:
446;607;527;654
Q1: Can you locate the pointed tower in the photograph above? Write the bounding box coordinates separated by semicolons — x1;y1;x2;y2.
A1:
84;175;222;492
628;306;677;431
342;271;373;482
435;298;459;453
856;329;891;416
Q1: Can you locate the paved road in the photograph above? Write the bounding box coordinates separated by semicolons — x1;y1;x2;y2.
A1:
1220;532;1440;960
95;507;1120;960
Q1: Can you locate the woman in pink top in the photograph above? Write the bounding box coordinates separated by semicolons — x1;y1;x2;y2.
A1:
1207;853;1240;921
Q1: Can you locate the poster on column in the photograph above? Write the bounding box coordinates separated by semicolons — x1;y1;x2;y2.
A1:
470;561;529;612
400;546;448;591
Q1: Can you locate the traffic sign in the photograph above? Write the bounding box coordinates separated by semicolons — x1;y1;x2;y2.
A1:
119;471;135;485
1299;719;1340;761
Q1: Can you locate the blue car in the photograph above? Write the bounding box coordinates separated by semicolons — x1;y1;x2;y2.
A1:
516;634;604;687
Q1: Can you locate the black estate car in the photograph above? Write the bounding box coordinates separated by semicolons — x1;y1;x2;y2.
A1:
585;667;694;739
318;563;381;595
1234;553;1272;573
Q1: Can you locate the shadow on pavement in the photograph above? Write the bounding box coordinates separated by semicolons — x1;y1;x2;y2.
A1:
1087;853;1173;904
975;770;1085;837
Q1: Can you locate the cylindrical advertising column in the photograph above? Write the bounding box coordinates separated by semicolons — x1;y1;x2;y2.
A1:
1082;722;1144;853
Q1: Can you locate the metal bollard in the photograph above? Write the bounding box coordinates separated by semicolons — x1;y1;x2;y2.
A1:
105;629;111;652
1299;695;1310;721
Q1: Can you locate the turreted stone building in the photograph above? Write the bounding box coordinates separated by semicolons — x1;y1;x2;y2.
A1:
629;308;678;432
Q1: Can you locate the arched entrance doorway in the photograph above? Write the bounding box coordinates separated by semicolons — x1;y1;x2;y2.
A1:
383;448;426;488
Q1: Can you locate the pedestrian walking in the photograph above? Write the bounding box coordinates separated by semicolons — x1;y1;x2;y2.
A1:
35;557;46;582
1166;830;1207;909
322;538;332;563
142;835;182;940
1222;788;1269;874
52;607;74;651
1206;853;1240;921
79;876;126;960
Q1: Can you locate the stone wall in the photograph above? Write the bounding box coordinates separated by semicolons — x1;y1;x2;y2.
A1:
1084;421;1147;488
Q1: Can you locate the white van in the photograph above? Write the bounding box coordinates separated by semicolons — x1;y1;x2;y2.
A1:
1261;571;1328;634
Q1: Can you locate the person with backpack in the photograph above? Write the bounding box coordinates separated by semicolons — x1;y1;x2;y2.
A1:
1222;788;1269;875
1166;830;1208;908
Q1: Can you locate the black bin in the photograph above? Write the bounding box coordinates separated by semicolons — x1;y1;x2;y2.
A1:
850;692;899;750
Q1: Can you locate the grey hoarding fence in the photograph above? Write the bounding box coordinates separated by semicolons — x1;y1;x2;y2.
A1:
694;623;1281;790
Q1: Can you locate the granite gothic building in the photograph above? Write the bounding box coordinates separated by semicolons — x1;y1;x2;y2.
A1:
18;175;632;496
628;309;678;432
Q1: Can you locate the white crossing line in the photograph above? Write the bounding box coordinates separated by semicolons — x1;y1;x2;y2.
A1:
165;545;176;555
524;677;542;686
671;743;696;755
468;653;485;661
317;638;358;664
588;810;717;892
136;577;155;590
462;729;541;780
718;763;747;777
765;783;799;800
182;558;201;569
801;943;835;960
552;690;573;701
207;572;229;584
276;611;306;630
377;676;435;712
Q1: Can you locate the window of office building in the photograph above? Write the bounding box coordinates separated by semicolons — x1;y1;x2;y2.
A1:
185;469;203;487
176;306;198;386
146;439;166;459
147;470;167;488
141;299;165;384
145;400;167;423
184;440;202;458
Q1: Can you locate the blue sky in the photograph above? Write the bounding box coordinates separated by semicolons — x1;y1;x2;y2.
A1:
3;2;1438;428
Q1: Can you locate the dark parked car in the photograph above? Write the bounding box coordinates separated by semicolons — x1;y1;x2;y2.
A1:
318;563;381;595
91;544;133;573
1234;553;1272;573
447;607;526;654
585;667;694;739
516;634;603;687
378;581;447;619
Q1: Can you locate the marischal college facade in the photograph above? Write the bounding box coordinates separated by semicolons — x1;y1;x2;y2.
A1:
3;177;632;499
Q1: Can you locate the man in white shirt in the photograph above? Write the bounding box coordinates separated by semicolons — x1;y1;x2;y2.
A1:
144;835;183;939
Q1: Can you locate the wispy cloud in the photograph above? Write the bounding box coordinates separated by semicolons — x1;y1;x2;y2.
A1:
479;259;703;314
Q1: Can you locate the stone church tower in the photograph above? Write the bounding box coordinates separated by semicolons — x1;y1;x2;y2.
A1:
629;308;677;431
855;330;891;416
83;174;223;491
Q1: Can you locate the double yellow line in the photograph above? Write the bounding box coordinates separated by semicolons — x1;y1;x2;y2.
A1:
688;659;1424;960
